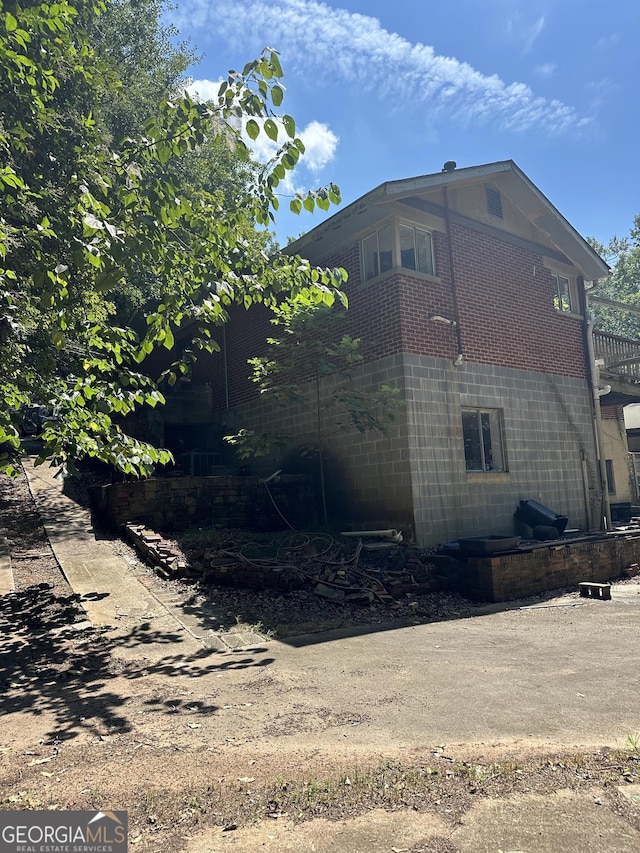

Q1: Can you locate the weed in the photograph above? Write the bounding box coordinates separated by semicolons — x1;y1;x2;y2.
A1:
626;732;640;755
144;790;157;813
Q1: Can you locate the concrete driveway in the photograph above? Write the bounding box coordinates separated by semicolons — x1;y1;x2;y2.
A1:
14;453;640;853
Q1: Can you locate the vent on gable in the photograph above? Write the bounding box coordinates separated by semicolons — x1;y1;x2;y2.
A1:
485;185;503;219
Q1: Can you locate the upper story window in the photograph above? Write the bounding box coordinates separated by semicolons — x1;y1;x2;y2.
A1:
399;224;434;276
462;408;507;473
362;223;393;281
552;273;574;313
362;222;434;282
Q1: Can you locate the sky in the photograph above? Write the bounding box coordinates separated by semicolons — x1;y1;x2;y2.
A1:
169;0;639;251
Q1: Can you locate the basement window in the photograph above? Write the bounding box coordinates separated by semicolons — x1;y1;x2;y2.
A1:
552;273;574;313
485;185;503;219
462;408;507;472
362;222;434;281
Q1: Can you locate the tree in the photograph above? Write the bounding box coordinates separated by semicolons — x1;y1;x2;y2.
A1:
0;0;345;477
225;303;402;526
88;0;197;144
587;218;640;340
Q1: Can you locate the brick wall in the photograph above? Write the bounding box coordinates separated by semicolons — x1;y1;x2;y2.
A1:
192;218;589;420
449;534;640;602
289;224;588;380
93;475;313;532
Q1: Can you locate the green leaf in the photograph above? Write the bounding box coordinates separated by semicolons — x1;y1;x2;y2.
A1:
269;52;283;78
283;115;296;138
5;12;18;31
163;326;175;350
246;118;260;140
264;118;278;141
271;85;284;107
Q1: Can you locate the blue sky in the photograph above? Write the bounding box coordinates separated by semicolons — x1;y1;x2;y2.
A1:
170;0;639;251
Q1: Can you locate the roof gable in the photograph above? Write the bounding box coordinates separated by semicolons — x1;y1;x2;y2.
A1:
287;160;609;282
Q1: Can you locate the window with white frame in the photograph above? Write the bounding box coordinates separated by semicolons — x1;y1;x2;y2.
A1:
362;223;393;281
362;222;434;281
462;408;507;472
552;273;574;313
399;224;434;276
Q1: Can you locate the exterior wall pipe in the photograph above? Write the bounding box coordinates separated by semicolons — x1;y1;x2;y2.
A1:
222;323;230;411
581;276;612;529
442;186;465;362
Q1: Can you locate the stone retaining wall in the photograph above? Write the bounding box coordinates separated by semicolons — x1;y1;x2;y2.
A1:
92;474;313;532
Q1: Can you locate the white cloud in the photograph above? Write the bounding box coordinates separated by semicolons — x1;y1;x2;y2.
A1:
174;0;585;135
246;118;338;177
534;62;556;78
182;84;339;176
185;78;222;101
298;121;339;172
596;33;620;51
507;13;545;53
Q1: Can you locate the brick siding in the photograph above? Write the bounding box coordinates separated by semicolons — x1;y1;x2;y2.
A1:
448;534;640;602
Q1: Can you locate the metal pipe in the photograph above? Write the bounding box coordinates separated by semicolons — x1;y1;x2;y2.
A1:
581;276;612;529
443;186;465;363
340;529;403;541
223;324;230;411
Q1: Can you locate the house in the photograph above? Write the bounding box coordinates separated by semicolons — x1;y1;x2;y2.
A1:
150;160;632;545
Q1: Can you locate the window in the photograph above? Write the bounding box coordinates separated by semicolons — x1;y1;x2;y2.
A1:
362;223;434;281
552;273;573;313
362;223;393;281
399;224;434;276
462;408;506;472
605;459;616;495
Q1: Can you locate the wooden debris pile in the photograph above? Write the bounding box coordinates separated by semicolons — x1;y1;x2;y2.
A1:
125;525;441;605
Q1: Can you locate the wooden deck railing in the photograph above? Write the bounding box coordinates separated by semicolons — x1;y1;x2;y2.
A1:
593;330;640;382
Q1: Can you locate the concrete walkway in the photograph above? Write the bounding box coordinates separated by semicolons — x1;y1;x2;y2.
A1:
0;528;13;593
22;456;205;661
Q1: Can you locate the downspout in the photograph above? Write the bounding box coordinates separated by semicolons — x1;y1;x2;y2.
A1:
222;324;230;412
443;187;464;364
582;278;612;529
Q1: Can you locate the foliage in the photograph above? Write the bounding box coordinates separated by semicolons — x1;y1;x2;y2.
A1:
225;303;403;525
587;217;640;340
0;0;345;477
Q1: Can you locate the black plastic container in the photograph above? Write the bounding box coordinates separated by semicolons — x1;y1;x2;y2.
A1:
514;499;568;535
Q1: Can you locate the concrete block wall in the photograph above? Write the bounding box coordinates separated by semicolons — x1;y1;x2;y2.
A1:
224;354;415;531
403;355;599;545
224;351;600;545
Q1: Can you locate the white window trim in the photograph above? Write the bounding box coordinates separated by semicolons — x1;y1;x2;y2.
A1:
361;219;437;283
545;263;582;317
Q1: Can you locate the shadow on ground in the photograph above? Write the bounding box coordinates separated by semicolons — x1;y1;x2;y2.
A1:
0;583;274;744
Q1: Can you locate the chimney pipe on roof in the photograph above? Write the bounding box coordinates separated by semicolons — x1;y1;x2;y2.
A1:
442;160;457;172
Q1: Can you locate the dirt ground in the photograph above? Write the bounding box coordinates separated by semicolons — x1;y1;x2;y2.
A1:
2;467;640;853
